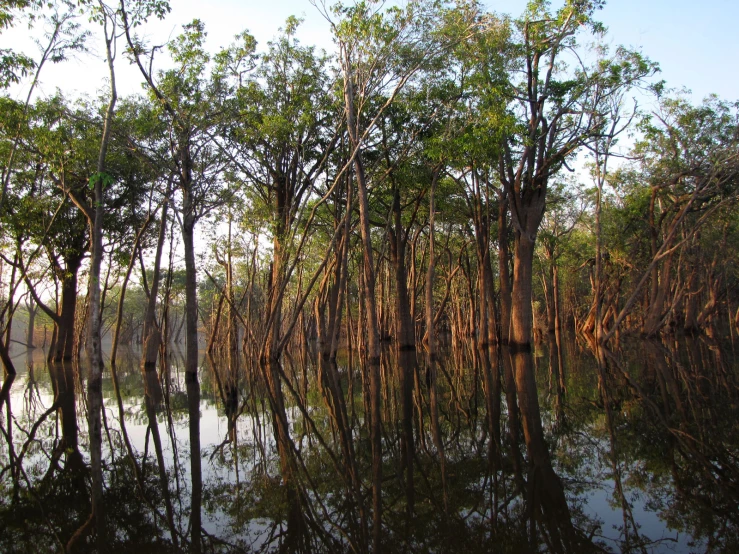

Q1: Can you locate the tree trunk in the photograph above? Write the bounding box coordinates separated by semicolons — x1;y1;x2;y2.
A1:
498;191;512;343
552;264;562;339
226;215;240;381
643;252;674;336
424;171;437;353
186;374;202;553
182;206;199;376
50;255;83;363
389;189;414;351
265;199;286;361
342;44;382;550
512;347;580;550
683;267;700;333
142;200;169;369
398;350;416;515
25;302;36;348
543;261;555;333
86;18;117;544
510;235;536;349
328;217;350;359
501;346;524;492
144;369;179;548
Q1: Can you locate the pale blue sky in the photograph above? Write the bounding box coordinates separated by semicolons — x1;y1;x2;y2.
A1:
4;0;737;102
170;0;739;102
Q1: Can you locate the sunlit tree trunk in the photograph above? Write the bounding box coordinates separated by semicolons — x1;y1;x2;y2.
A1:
643;252;674;337
498;190;512;343
510;235;537;349
264;188;286;361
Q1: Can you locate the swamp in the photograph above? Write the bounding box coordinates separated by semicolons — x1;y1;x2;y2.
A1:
0;0;738;552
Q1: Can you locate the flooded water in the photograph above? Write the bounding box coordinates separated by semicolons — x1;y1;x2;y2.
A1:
0;335;737;553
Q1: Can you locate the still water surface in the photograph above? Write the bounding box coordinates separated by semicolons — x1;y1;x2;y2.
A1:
0;336;736;553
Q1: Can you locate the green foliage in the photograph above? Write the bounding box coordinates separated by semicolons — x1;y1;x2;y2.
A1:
88;170;114;191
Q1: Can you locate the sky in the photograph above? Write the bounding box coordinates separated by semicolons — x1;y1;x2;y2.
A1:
2;0;737;104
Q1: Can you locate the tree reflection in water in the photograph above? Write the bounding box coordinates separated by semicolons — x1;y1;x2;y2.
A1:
0;336;737;552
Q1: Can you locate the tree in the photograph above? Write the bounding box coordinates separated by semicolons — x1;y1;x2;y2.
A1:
321;2;478;548
602;95;739;340
498;0;656;348
122;11;240;383
7;96;94;362
0;0;36;88
224;18;333;361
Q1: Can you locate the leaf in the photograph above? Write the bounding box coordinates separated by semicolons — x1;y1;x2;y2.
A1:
89;171;114;191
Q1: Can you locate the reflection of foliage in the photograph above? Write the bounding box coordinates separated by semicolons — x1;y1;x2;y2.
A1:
0;462;89;552
2;336;737;552
0;455;173;553
553;337;739;552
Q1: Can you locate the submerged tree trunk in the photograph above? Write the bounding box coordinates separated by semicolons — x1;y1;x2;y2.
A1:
186;373;202;552
317;353;367;547
49;362;85;474
144;368;179;548
398;350;416;515
265;359;311;551
512;347;582;551
501;345;524;492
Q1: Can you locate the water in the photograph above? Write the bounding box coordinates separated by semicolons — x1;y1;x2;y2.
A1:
0;336;736;553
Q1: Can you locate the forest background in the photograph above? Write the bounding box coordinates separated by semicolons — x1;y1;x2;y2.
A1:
0;0;735;362
0;0;736;369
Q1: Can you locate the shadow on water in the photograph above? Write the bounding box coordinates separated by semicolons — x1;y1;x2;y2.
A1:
0;334;737;552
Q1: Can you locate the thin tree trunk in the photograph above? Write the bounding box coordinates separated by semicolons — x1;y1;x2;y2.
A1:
86;16;117;542
111;214;153;363
424;171;437;352
144;369;179;548
389;188;414;351
498;191;512;344
182;202;199;376
186;374;202;553
643;252;674;336
142;198;169;369
341;42;382;551
25;301;36;348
